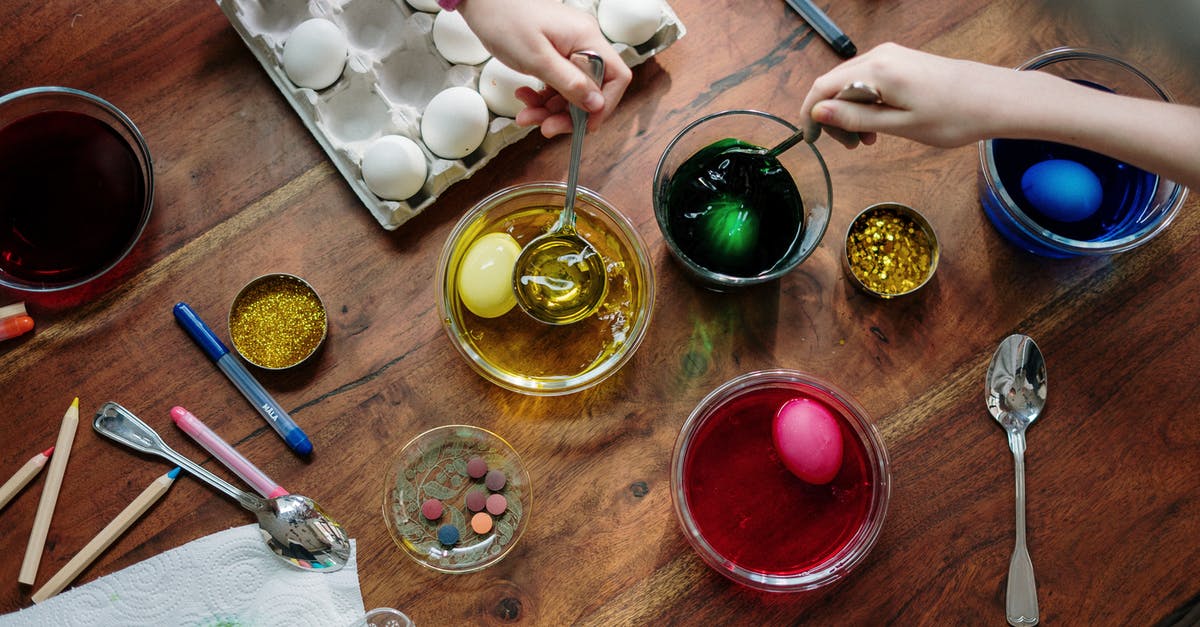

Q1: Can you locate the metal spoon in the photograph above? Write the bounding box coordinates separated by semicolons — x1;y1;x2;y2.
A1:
511;51;608;326
93;401;351;572
985;334;1047;626
765;81;883;155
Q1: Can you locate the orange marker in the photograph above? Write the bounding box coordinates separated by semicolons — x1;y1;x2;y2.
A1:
0;315;34;341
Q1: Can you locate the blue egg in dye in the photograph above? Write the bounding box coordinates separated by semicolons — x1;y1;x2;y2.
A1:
1020;159;1104;223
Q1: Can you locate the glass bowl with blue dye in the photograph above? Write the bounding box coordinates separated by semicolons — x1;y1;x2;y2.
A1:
653;110;832;290
979;48;1187;257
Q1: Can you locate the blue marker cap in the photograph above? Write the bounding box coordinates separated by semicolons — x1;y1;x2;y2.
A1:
173;302;229;362
286;429;314;457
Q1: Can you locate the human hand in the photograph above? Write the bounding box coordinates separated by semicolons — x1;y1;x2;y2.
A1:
459;0;632;138
800;42;1027;149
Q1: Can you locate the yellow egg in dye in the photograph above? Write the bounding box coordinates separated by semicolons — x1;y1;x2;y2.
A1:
458;232;521;318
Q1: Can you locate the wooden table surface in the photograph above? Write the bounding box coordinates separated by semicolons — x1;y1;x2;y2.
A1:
3;0;1199;624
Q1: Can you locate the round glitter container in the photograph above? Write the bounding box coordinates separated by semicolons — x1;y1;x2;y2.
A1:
843;202;939;299
228;273;328;369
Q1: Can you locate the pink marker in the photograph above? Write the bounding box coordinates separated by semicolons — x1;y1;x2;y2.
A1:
170;406;288;499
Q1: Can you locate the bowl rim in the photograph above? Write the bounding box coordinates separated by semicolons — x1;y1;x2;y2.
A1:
0;86;155;292
842;202;940;298
652;109;833;288
976;47;1188;255
669;369;892;592
436;181;655;396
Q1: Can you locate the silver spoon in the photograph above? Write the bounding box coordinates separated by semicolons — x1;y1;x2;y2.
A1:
93;401;351;572
985;334;1046;626
511;51;608;326
765;82;883;155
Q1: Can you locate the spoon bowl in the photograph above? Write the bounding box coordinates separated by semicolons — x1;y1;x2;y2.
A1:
985;334;1046;626
512;51;608;325
93;401;351;572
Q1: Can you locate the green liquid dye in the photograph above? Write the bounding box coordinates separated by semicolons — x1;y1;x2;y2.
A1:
663;138;805;277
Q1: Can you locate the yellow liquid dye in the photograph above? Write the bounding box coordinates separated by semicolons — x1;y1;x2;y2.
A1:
447;204;647;388
513;232;609;325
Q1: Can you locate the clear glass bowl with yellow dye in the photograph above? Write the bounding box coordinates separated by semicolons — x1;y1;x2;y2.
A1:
437;182;654;395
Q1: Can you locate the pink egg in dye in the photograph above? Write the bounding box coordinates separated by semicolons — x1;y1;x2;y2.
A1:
772;397;844;485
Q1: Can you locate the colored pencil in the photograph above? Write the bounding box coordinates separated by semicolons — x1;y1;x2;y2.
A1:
0;447;53;511
19;398;80;586
31;467;180;603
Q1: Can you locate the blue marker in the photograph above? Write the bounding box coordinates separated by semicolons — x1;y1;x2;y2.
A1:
173;302;313;456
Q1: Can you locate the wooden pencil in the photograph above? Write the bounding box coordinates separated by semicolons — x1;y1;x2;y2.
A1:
31;468;180;603
0;447;53;511
18;398;80;587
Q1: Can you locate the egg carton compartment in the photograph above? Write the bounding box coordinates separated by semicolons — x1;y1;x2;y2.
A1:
218;0;686;230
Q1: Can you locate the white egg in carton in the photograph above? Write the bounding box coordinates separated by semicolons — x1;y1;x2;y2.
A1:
217;0;686;230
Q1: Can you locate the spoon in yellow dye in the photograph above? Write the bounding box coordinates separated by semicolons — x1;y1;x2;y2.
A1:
512;52;608;325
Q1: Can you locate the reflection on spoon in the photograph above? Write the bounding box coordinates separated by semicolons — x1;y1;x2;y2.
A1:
93;402;352;572
985;334;1046;626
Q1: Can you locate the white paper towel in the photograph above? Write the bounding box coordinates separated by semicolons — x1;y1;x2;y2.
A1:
0;524;365;626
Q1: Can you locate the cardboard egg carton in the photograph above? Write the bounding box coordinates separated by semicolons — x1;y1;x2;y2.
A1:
217;0;686;230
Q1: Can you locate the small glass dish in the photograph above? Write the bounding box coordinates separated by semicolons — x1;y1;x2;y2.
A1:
383;425;532;574
228;273;328;369
843;202;939;298
0;86;154;292
978;47;1187;257
653;109;832;291
671;370;890;592
436;182;654;396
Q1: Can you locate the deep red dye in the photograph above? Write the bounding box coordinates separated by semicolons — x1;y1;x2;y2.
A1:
0;110;145;284
683;387;873;575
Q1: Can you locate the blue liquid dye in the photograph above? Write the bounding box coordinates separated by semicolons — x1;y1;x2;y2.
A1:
982;79;1160;257
990;139;1157;242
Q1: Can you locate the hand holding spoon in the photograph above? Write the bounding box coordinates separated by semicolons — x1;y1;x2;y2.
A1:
93;401;351;572
985;334;1047;626
512;51;608;326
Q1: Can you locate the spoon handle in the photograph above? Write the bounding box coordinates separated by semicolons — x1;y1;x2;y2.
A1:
1006;430;1039;626
93;402;267;512
560;51;605;229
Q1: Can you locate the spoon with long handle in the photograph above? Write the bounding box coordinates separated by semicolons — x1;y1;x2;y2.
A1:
985;334;1047;626
93;401;351;572
511;51;608;325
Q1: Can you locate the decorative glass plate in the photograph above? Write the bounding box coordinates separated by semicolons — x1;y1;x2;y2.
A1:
383;424;531;573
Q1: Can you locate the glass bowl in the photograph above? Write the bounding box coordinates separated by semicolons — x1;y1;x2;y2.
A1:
383;425;532;574
436;182;654;396
0;86;154;291
978;48;1187;257
670;369;890;592
653;110;832;290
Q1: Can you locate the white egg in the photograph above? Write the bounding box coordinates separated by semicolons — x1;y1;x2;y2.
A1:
432;10;491;66
421;86;489;159
282;18;349;90
478;59;543;118
361;135;427;201
406;0;441;12
597;0;663;46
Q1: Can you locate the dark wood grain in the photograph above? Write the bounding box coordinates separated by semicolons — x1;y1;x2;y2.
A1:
2;0;1198;624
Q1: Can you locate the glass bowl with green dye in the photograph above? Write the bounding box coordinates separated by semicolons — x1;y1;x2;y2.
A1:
653;110;832;291
383;425;532;574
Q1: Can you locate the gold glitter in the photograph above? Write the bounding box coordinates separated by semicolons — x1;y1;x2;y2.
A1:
846;206;936;297
229;275;327;369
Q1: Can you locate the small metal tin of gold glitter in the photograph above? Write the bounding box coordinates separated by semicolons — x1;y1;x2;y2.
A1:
843;202;939;299
228;273;328;369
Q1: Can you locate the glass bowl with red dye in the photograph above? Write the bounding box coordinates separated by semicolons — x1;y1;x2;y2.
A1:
670;369;891;592
0;87;153;291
